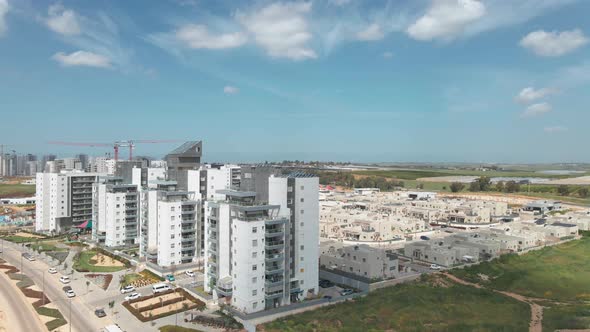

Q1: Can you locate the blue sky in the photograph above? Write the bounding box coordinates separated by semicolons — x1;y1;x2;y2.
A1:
0;0;589;163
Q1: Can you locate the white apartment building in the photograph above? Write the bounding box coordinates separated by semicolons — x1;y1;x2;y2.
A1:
90;157;116;175
204;172;319;314
139;181;200;267
132;167;167;189
187;164;241;201
92;177;140;247
36;171;104;232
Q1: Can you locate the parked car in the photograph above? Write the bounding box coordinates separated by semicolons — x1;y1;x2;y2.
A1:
339;289;354;296
319;280;335;288
94;308;107;318
152;283;172;294
323;295;333;300
120;285;135;294
430;264;441;270
166;274;175;282
48;268;57;274
63;286;75;298
59;276;70;284
420;236;430;241
185;270;195;278
124;292;141;301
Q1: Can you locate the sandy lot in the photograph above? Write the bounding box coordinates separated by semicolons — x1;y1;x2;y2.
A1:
141;299;193;317
14;232;44;239
133;293;182;310
546;176;590;185
91;254;125;267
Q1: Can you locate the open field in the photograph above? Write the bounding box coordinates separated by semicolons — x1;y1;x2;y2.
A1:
451;236;590;302
542;304;590;332
352;168;586;181
262;275;530;332
73;250;127;273
160;326;204;332
0;184;35;198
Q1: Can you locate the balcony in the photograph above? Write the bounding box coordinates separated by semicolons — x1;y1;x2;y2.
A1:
181;236;195;243
265;241;285;250
216;286;232;297
181;219;196;225
181;209;196;215
265;253;284;263
181;227;194;234
265;279;284;288
265;290;283;300
265;230;284;238
265;265;284;275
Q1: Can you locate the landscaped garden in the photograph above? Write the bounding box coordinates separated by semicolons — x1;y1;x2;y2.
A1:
85;273;114;290
120;269;162;288
123;288;206;322
263;274;530;332
73;250;128;272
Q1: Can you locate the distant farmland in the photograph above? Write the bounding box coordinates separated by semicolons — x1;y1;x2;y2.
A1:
0;184;36;198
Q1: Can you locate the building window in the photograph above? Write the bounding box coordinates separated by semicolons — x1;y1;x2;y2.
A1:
252;252;257;258
252;227;257;233
300;245;304;250
300;257;304;261
253;302;258;309
171;207;175;211
171;216;175;221
252;277;257;283
171;225;175;229
300;198;304;202
252;265;257;271
362;258;366;263
252;290;257;296
300;209;304;214
300;185;304;190
300;268;304;273
252;240;258;247
171;235;175;239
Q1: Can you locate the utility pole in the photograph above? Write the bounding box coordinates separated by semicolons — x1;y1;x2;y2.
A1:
69;298;72;332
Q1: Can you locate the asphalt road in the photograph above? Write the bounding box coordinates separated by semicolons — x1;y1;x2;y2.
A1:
1;241;106;332
0;270;46;332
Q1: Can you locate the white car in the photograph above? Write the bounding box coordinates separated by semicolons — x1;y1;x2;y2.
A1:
120;285;135;294
124;292;141;301
185;270;195;278
48;268;57;274
65;289;76;298
430;264;442;270
59;276;70;284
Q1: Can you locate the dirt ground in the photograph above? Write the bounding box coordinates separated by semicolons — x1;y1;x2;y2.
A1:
13;232;44;239
133;293;182;310
91;254;125;267
546;176;590;185
140;299;193;317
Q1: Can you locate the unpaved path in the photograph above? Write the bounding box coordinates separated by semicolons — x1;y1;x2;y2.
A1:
444;273;542;332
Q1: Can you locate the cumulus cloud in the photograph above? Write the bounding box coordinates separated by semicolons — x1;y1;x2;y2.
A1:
45;3;81;36
520;29;588;57
52;51;112;68
515;87;558;104
0;0;9;36
407;0;486;41
223;85;239;94
544;126;567;133
176;24;247;49
237;2;316;61
356;23;384;41
521;102;552;118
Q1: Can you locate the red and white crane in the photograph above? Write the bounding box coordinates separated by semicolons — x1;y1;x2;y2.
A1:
48;140;181;161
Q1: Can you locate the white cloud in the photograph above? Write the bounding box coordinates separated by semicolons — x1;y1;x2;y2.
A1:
520;29;588;57
544;126;567;133
45;4;81;36
223;85;239;94
356;23;384;41
52;51;112;68
176;24;247;49
0;0;9;36
407;0;486;41
521;102;552;118
237;2;316;61
515;87;558;104
382;51;393;58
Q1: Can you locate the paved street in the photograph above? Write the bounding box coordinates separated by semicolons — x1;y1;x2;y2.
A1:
1;241;112;332
0;269;47;332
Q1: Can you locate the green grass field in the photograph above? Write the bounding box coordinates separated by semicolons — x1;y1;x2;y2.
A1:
451;236;590;302
353;168;584;181
1;235;45;243
0;183;36;198
73;250;126;273
542;304;590;332
263;275;530;332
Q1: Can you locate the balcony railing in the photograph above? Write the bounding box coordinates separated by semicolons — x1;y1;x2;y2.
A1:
265;241;284;250
265;253;284;263
265;265;284;274
265;290;283;299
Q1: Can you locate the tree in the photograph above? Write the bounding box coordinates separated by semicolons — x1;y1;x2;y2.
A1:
469;181;480;192
495;181;505;192
475;176;492;191
450;182;465;193
557;185;571;196
416;183;424;189
578;187;589;198
505;181;520;193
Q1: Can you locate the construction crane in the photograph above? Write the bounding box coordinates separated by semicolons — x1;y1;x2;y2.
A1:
48;140;182;161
